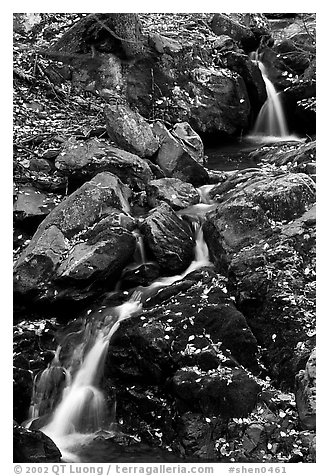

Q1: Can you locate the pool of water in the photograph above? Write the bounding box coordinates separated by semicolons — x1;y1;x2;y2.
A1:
205;136;303;172
205;138;261;172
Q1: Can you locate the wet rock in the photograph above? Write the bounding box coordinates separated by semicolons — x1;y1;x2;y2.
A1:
146;178;200;211
106;269;259;386
172;365;260;417
140;202;195;274
204;170;316;388
13;367;33;423
55;138;154;191
152;122;209;187
221;51;267;114
250;141;316;168
295;349;316;430
13;423;61;463
14;173;135;302
104;103;159;158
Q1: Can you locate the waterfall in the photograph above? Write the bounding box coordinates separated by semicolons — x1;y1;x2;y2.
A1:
25;186;216;460
248;52;300;142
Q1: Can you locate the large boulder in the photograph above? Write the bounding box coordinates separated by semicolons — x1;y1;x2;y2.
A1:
172;366;260;417
204;170;316;388
140;202;195;274
13;423;61;463
13;173;136;302
152;121;209;187
210;14;258;52
221;51;267;115
104;103;159;158
55;138;154;191
104;268;260;456
106;269;260;383
125;47;251;137
295;349;316;430
187;67;251;136
146;178;200;211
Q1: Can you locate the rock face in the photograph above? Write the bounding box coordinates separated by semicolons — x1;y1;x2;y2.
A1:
13;424;61;463
204;170;316;388
55;138;154;190
140;202;195;274
146;178;200;211
104;103;159;158
295;349;316;430
13;173;136;302
152;122;209;186
221;51;267;115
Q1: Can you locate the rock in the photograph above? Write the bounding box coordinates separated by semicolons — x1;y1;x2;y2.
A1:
212;35;240;53
13;423;61;463
56;137;154;191
172;365;260;417
188;67;250;136
204;170;316;388
152;121;209;186
14;185;61;225
13;367;33;423
204;197;272;267
176;412;218;459
14;173;136;302
249;141;316;178
104;103;159;158
171;122;205;166
275;39;311;74
29;158;53;173
146;178;200;210
210;14;258;52
106;269;259;385
242;423;267;454
295;349;316;430
149;33;183;55
140;202;195;274
221;51;267;115
56;217;136;285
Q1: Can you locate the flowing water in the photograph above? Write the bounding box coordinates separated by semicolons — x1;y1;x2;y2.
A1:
25;189;216;462
247;52;301;143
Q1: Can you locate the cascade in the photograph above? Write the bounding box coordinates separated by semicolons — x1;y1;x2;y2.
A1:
249;52;300;142
25;186;216;460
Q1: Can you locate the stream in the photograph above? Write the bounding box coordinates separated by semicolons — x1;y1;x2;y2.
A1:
19;49;309;463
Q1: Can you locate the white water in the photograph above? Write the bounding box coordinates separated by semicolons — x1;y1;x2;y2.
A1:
248;53;301;143
27;191;215;460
